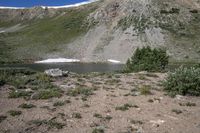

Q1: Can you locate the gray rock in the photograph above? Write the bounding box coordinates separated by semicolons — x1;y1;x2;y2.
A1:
44;68;69;77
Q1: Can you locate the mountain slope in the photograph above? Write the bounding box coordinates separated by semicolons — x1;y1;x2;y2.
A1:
0;0;200;63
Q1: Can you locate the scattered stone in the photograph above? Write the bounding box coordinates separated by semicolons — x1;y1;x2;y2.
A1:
138;71;148;75
150;119;165;127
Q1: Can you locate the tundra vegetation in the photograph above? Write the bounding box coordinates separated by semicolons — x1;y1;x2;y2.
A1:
163;66;200;97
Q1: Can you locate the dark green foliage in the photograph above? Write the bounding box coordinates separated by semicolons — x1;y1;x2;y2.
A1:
139;85;152;95
46;119;65;129
72;112;82;119
92;128;104;133
163;67;200;96
36;89;62;100
170;8;180;14
93;113;103;118
179;102;196;107
53;101;65;107
65;99;71;103
0;79;5;86
118;15;150;32
125;46;169;72
148;99;154;103
30;119;65;129
160;8;180;14
194;63;200;68
67;87;94;97
115;103;138;111
8;110;22;116
18;103;36;109
104;116;112;121
0;69;35;87
9;90;33;98
0;115;7;123
130;120;143;125
190;9;198;14
0;68;62;100
172;109;182;114
160;10;169;14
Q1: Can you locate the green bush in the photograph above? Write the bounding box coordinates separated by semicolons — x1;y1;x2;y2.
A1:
36;89;62;100
66;87;94;97
18;103;36;109
0;115;7;123
30;119;65;129
163;67;200;96
8;110;22;116
72;113;82;119
0;76;6;86
92;128;104;133
139;85;152;95
9;90;33;98
125;46;169;72
53;101;65;107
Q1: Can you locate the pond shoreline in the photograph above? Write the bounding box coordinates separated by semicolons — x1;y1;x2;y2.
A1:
0;62;125;73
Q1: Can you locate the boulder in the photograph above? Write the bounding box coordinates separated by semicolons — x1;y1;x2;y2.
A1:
44;68;69;77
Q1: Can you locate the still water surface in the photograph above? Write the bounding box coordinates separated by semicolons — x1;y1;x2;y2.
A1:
0;63;125;73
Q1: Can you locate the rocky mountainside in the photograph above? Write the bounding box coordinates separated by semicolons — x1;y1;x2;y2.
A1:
0;0;200;63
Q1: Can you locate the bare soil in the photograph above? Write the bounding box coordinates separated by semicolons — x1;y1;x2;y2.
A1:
0;72;200;133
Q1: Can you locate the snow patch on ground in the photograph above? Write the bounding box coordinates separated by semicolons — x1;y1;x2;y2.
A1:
0;6;25;9
0;0;98;9
107;59;121;64
41;0;98;9
0;31;5;33
35;58;80;63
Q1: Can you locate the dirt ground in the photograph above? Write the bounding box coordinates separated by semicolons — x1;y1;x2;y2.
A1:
0;72;200;133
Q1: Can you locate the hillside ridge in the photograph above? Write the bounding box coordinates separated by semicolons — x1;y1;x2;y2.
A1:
0;0;200;63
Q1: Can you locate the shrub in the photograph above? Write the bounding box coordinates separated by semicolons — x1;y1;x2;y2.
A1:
67;87;93;97
8;110;22;116
0;74;6;86
130;120;143;125
170;8;180;14
160;8;180;14
93;113;103;118
115;103;138;111
36;89;62;99
125;46;169;72
9;90;32;98
172;109;182;114
92;128;104;133
72;113;82;119
163;67;200;96
18;103;36;109
53;101;65;107
190;9;198;13
30;119;65;129
179;102;196;107
139;85;152;95
0;115;7;123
